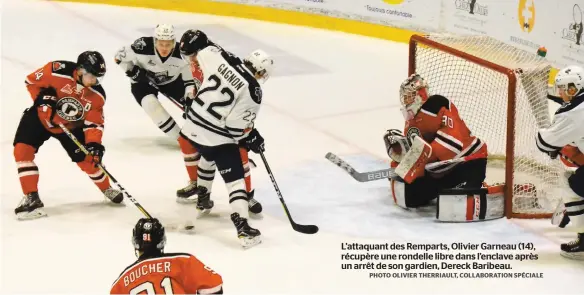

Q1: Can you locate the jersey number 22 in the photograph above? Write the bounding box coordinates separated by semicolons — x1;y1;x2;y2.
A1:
193;74;235;120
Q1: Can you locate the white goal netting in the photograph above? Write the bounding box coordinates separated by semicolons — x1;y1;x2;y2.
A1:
411;34;562;217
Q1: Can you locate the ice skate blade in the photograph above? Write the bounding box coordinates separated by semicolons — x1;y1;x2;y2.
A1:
16;208;47;221
560;251;584;260
176;197;198;204
239;236;262;249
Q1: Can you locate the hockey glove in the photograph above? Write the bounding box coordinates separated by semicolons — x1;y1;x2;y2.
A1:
34;87;59;126
240;128;265;154
383;129;409;162
86;142;105;167
125;65;151;83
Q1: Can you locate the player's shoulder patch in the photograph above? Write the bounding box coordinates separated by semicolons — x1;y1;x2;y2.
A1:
421;94;450;115
50;60;76;76
131;37;154;54
248;81;262;104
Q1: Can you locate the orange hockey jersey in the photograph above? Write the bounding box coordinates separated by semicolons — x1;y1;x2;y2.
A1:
190;60;204;93
110;252;223;295
404;94;486;174
25;61;106;144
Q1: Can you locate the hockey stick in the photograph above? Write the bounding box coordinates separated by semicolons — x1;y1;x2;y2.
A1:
325;152;487;182
58;124;196;230
259;150;319;234
58;124;154;218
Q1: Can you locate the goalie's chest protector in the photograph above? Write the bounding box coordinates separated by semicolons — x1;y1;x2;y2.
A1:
404;95;483;161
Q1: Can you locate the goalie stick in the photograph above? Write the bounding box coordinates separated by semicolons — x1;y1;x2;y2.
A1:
325;152;487;182
58;124;195;231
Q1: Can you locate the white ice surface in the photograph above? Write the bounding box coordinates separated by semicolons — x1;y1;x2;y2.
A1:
0;1;581;294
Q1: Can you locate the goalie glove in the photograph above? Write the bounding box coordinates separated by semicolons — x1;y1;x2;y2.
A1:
383;129;410;163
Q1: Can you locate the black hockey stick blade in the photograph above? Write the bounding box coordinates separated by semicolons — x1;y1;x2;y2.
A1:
259;151;319;234
293;223;319;234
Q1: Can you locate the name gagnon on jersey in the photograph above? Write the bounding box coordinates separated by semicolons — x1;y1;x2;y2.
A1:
218;63;245;91
56;97;89;121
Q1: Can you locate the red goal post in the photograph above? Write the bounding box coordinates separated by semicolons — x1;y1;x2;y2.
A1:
408;34;559;219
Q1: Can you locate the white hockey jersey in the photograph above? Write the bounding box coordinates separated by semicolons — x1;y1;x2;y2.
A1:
182;45;262;146
115;36;195;88
537;92;584;154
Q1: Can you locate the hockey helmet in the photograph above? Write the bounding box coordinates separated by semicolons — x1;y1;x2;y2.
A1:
179;29;210;57
244;49;274;84
555;65;584;98
399;74;429;120
76;51;106;84
132;218;166;257
154;24;175;41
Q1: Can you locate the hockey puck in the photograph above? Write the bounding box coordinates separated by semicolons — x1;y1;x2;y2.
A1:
185;225;195;230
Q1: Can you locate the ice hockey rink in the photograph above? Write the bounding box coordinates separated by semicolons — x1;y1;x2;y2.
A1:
1;0;582;294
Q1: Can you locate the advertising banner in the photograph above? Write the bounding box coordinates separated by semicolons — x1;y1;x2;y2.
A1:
549;1;584;67
213;0;584;68
215;0;443;31
442;0;491;35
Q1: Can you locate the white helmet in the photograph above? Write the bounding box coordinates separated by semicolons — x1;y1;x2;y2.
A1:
399;74;429;120
154;24;175;41
245;49;274;83
555;65;584;97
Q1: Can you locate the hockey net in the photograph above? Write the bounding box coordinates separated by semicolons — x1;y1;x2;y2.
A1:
409;34;561;219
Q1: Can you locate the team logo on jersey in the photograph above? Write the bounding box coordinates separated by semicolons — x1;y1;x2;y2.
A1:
131;38;147;51
52;62;65;72
253;87;262;104
56;97;86;121
406;127;421;145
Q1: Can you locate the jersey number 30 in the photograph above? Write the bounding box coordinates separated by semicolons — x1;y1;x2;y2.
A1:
194;74;235;120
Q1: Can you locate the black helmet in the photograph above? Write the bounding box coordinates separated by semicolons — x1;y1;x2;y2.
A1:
132;218;166;254
77;51;106;77
179;29;210;56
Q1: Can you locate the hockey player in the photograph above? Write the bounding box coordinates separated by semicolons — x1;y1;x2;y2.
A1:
536;65;584;260
13;51;123;220
110;218;223;294
177;29;273;248
114;24;196;140
176;35;262;215
384;74;500;221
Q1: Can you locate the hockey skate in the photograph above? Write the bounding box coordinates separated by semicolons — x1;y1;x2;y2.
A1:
231;212;261;249
248;190;262;215
103;187;124;204
176;181;199;204
561;233;584;260
196;187;214;217
15;192;47;220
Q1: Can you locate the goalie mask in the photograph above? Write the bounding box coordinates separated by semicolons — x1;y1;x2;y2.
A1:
555;65;584;99
399;74;429;120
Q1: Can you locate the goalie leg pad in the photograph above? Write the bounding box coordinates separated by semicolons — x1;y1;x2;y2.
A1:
395;136;432;184
436;185;504;222
389;176;440;208
389;178;407;209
